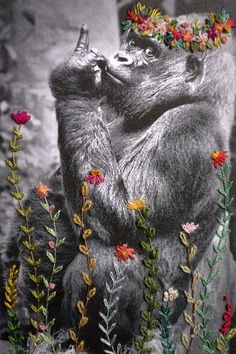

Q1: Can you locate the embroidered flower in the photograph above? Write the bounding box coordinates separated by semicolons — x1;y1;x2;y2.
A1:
211;150;228;169
122;5;234;52
38;323;46;331
48;241;56;249
223;312;232;321
163;287;179;302
49;282;56;290
182;222;199;234
49;205;56;213
226;17;235;28
35;183;52;199
171;29;182;40
126;198;145;211
226;303;233;312
127;10;144;24
10;111;31;125
219;294;233;336
84;169;105;185
207;28;219;40
114;244;136;262
182;30;194;42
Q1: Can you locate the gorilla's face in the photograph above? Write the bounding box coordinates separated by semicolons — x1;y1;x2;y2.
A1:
103;32;195;129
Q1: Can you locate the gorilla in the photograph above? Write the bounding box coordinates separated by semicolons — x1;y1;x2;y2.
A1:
1;11;236;354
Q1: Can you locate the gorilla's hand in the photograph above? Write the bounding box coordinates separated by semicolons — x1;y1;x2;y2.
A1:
50;24;106;98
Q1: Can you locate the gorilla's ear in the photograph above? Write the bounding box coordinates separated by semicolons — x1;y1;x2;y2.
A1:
185;53;206;88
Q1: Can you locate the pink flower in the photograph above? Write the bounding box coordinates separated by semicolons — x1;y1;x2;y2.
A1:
10;111;31;125
49;282;56;290
84;169;105;185
38;323;46;331
48;241;55;249
49;205;56;213
182;30;194;42
182;222;199;234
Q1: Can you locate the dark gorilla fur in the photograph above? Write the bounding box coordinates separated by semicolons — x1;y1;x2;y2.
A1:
1;13;235;353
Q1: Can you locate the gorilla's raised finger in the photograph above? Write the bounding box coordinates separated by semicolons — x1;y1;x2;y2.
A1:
75;24;89;52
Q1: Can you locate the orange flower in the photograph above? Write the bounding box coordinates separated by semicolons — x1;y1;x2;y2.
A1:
211;150;228;169
35;182;52;199
114;244;136;262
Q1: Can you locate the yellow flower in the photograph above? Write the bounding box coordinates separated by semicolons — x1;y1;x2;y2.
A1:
126;198;145;210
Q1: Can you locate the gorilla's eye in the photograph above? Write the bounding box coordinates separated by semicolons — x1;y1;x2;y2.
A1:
145;48;154;57
128;40;136;50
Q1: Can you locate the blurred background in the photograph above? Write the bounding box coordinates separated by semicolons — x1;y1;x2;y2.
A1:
0;0;236;251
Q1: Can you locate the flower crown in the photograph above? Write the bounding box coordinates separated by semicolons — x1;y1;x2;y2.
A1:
122;2;235;52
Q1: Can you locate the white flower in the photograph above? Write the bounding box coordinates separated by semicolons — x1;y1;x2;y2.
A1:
163;287;179;302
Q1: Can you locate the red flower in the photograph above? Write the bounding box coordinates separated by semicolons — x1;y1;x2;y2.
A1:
114;244;136;262
226;17;235;28
219;325;229;335
226;303;233;312
84;169;105;185
127;10;144;24
10;111;31;125
207;29;219;40
223;311;232;321
211;150;228;169
223;294;230;302
172;29;182;40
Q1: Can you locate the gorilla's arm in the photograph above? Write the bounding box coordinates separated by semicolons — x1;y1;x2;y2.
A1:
50;26;129;234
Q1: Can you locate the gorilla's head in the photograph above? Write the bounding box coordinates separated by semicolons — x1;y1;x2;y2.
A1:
102;14;235;131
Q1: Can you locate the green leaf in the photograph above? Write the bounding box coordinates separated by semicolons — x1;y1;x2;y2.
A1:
45;226;56;237
6;159;19;170
53;210;61;221
141;310;150;322
46;251;55;263
134;337;144;351
141;207;151;219
57;238;65;247
9;141;22;152
11;191;24;201
42;277;49;288
53;265;63;274
140;241;151;253
40;202;50;213
6;175;21;185
150;247;159;259
136;220;148;230
16;207;25;217
202;344;215;353
48;291;56;302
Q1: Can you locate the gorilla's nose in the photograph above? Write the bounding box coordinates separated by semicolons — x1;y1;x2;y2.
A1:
112;51;133;66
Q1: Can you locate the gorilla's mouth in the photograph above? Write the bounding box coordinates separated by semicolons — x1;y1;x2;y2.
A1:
105;66;125;84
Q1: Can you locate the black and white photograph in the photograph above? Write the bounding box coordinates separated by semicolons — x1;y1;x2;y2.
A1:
0;1;236;353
